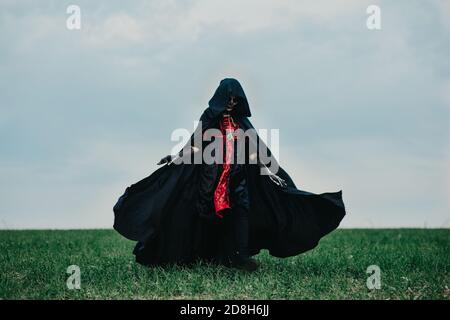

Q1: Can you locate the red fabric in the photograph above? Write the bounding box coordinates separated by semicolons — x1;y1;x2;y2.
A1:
213;115;239;218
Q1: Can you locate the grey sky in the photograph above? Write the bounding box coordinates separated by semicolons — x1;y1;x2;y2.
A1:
0;0;449;229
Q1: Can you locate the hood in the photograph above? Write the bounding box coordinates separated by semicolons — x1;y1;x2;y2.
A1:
207;78;251;118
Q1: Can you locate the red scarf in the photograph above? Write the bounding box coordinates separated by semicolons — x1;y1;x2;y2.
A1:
213;115;239;218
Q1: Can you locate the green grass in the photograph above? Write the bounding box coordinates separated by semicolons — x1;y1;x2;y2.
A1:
0;229;448;300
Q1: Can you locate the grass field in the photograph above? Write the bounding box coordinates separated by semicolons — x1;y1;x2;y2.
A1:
0;229;448;300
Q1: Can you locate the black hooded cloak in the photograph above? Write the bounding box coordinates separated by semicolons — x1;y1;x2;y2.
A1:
113;78;346;266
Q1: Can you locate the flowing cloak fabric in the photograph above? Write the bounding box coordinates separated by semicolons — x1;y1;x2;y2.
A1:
113;78;346;266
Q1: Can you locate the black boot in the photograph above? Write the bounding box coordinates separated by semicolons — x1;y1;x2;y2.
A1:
230;254;260;272
230;206;260;272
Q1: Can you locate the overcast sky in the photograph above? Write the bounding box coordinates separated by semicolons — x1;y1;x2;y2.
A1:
0;0;449;229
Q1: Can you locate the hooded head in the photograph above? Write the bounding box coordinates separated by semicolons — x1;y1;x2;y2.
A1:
208;78;251;118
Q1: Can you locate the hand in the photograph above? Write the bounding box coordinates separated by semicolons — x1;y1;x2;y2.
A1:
260;166;287;187
157;155;172;165
269;174;287;187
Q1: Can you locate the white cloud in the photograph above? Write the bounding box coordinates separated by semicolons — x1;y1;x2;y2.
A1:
186;0;362;34
64;0;365;50
84;13;144;47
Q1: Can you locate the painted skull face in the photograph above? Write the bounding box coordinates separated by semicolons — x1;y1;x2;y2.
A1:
226;95;238;111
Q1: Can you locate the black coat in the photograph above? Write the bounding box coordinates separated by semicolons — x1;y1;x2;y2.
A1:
113;78;346;266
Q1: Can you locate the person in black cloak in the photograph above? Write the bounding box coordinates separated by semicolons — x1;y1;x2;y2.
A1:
113;78;346;272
